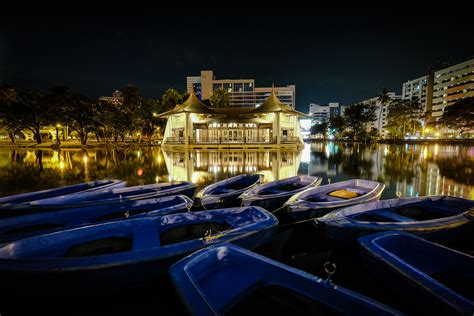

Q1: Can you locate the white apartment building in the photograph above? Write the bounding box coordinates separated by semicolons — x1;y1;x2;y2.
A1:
359;92;401;137
186;70;296;108
402;75;428;110
431;58;474;119
309;102;340;124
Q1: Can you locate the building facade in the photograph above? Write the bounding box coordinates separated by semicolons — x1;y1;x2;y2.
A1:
309;102;340;124
98;90;123;105
186;70;296;108
402;75;428;109
358;92;401;137
430;58;474;120
159;88;304;148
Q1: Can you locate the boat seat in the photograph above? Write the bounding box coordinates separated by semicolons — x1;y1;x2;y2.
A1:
347;186;369;195
329;189;360;199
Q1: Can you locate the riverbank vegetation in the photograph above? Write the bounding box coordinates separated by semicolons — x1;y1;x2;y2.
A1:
0;82;184;146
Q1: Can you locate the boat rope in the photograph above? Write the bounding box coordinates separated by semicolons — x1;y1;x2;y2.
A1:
280;218;314;227
271;204;288;214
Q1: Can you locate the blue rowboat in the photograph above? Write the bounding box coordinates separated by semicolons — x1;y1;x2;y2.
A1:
359;231;474;315
0;179;125;206
12;181;196;212
317;196;474;243
286;179;385;220
169;243;402;316
0;206;277;293
240;176;322;212
195;174;263;209
0;195;193;243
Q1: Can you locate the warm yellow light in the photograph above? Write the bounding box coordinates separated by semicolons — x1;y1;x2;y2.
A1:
434;132;440;137
56;124;61;128
424;128;430;133
59;161;65;170
83;156;88;164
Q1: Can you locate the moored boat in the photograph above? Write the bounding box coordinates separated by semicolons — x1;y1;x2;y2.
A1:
1;181;196;218
169;243;402;316
317;196;474;243
0;195;193;242
240;175;322;212
286;179;385;220
0;179;125;206
359;231;474;315
0;206;277;293
195;174;263;209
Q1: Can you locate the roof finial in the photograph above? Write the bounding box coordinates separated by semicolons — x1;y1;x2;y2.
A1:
271;83;275;95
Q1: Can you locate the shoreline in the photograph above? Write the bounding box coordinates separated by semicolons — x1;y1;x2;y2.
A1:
0;141;162;149
306;139;474;145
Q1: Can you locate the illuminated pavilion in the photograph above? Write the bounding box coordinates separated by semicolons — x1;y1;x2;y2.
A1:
158;87;305;148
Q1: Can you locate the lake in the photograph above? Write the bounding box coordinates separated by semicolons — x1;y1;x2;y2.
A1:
0;142;472;315
0;142;471;199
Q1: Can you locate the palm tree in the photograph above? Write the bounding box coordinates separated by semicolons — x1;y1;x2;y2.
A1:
210;88;230;108
160;88;183;112
377;88;392;106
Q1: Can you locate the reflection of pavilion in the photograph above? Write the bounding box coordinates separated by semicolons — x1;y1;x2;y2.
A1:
158;88;305;149
162;149;302;188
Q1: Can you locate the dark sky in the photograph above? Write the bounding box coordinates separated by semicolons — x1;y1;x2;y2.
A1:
1;15;473;112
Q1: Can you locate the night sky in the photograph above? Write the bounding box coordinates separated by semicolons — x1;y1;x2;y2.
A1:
1;15;473;112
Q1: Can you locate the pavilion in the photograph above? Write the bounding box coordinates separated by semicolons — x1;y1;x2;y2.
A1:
158;87;305;148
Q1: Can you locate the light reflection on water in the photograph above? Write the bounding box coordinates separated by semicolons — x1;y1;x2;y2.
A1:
0;143;472;200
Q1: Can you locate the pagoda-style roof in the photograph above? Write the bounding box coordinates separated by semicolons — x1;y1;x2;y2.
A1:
157;91;216;118
249;86;307;117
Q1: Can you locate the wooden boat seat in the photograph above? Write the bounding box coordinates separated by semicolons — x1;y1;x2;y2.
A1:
329;189;360;199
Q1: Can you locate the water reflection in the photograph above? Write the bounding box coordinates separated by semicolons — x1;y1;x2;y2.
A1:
308;142;473;199
162;150;302;187
0;143;471;200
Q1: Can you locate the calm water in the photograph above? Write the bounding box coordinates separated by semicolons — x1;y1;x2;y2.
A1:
0;142;471;199
1;142;473;315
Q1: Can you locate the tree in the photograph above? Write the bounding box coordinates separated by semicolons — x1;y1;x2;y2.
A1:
0;82;20;143
328;116;346;139
343;103;377;140
160;88;183;113
14;90;51;144
385;98;423;138
377;88;392;107
46;85;75;145
62;93;96;145
210;88;230;108
437;97;474;134
310;122;328;138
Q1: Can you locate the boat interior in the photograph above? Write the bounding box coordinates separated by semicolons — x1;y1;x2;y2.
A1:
209;177;259;195
159;222;232;246
259;182;308;195
373;234;474;301
226;285;340;315
350;204;466;222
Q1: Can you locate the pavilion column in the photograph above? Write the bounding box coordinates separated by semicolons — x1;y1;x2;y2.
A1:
184;112;192;145
273;112;281;144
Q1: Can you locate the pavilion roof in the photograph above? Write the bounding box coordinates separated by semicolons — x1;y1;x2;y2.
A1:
157;91;216;118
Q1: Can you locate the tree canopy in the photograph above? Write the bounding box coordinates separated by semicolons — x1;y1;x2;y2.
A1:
437;97;474;134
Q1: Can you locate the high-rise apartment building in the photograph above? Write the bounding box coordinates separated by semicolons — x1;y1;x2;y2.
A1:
358;92;401;137
186;70;296;108
308;102;340;124
430;58;474;119
402;75;428;108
